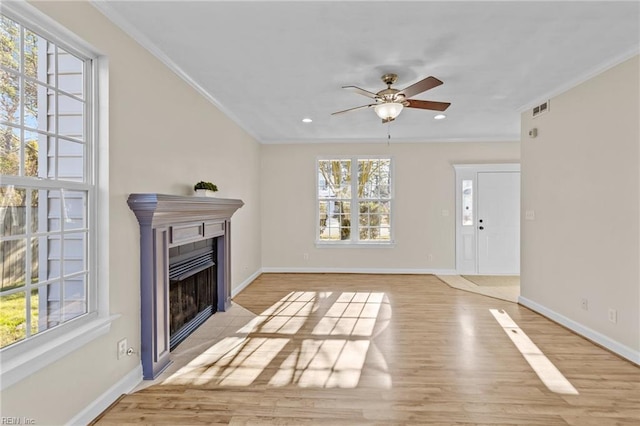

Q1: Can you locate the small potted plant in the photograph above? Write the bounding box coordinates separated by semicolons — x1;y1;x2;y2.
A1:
194;181;219;197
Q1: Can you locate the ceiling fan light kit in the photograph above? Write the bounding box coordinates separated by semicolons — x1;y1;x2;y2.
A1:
332;73;451;123
374;102;403;120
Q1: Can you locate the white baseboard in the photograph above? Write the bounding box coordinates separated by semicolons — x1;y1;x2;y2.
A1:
518;296;640;365
67;364;142;426
232;269;262;297
261;267;458;275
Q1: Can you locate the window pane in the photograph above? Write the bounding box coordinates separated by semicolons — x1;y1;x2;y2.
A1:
336;201;351;240
0;124;20;176
63;232;86;275
57;48;83;77
37;282;62;329
29;288;39;336
57;140;85;181
1;16;20;72
23;28;40;81
47;190;62;232
0;291;27;347
319;201;329;237
359;201;389;241
63;275;86;321
24;80;53;133
0;69;21;124
462;179;473;226
47;236;61;280
58;48;84;99
1;187;41;236
318;159;351;199
0;237;26;290
33;280;86;334
30;189;45;233
1;186;27;237
62;191;86;230
319;201;351;241
23;130;41;177
46;136;57;179
358;159;390;199
30;237;39;282
58;93;84;141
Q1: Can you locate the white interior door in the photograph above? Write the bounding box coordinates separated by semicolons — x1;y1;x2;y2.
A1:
477;172;520;274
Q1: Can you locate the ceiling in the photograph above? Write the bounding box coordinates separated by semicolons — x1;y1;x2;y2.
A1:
92;1;639;144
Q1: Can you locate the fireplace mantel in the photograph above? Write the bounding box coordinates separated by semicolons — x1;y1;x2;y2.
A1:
128;193;243;379
127;193;244;227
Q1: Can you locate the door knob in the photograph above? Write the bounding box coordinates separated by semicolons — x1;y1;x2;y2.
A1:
479;226;484;230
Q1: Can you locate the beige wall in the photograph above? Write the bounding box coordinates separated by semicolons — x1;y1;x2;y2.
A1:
521;55;639;354
2;1;261;423
261;142;520;270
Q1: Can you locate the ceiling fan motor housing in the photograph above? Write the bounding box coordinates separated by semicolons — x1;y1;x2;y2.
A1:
381;73;398;86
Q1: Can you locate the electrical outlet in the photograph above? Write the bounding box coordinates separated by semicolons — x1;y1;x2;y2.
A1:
608;309;617;323
580;298;588;311
117;338;127;360
428;254;434;262
303;253;309;260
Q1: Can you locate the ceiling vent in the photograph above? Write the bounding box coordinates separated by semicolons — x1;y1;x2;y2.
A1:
532;101;550;118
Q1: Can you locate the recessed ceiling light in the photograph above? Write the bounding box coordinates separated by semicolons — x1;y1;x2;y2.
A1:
434;114;446;120
302;118;313;123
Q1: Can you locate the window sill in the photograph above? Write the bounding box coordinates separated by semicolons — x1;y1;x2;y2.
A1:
315;241;396;248
0;314;119;390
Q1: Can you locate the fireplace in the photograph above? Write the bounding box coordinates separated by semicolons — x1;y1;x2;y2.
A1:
168;238;217;349
128;194;243;379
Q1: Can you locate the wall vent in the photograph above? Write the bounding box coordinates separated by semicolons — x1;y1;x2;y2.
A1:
532;100;550;117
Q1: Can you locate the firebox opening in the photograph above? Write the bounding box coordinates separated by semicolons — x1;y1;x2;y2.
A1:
168;238;217;350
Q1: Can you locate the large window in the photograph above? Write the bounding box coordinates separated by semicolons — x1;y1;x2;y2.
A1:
1;12;94;350
317;158;392;244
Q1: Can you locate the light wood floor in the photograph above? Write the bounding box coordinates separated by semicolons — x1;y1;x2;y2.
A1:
94;274;640;425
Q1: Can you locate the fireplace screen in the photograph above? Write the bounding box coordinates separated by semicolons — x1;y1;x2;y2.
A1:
168;238;217;349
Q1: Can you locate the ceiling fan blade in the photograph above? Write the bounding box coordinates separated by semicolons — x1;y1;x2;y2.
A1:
343;86;378;99
398;76;443;98
331;104;376;115
405;99;451;111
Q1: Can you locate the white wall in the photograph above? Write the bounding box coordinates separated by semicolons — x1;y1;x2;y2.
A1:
520;55;639;360
261;142;520;271
1;1;262;423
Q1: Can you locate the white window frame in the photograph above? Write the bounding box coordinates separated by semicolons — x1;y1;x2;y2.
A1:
0;1;114;390
316;156;395;247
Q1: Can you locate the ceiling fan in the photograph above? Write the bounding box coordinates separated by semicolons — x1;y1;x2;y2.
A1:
332;73;451;123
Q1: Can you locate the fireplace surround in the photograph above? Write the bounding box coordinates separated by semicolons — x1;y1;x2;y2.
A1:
128;194;243;379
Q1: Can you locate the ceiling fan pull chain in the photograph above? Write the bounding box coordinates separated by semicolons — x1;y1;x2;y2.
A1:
387;121;391;145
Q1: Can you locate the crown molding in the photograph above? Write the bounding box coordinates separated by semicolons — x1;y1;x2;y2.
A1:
89;0;262;143
517;47;640;113
261;136;520;145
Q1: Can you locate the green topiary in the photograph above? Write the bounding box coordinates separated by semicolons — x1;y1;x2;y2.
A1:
194;181;218;192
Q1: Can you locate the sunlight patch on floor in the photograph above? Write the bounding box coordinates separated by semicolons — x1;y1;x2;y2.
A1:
162;290;391;389
490;309;579;395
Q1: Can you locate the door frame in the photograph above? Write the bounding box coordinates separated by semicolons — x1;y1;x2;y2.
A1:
453;163;520;275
